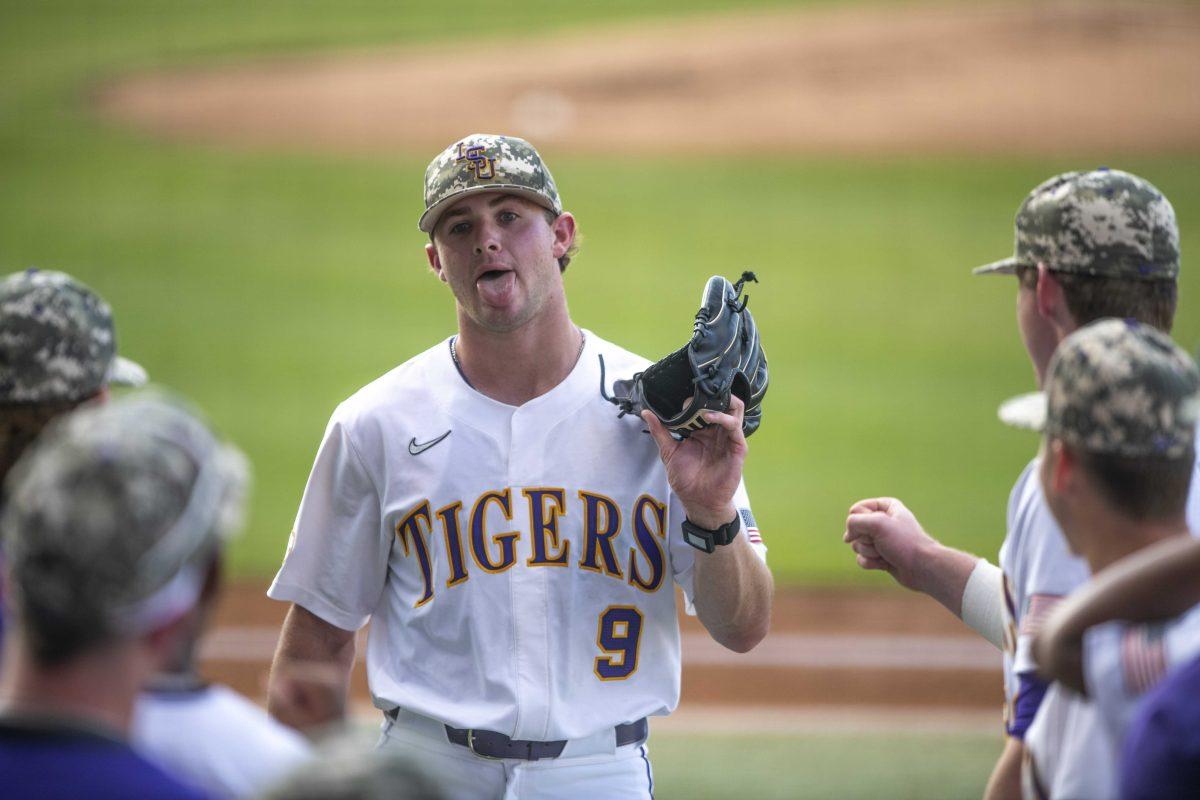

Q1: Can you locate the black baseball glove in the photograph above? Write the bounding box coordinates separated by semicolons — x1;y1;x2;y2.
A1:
603;271;767;437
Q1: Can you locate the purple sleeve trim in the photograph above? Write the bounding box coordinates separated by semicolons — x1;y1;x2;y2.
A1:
1006;672;1049;740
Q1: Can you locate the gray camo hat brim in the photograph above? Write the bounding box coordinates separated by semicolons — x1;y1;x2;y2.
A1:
997;391;1047;431
108;355;149;388
418;184;559;235
972;256;1034;277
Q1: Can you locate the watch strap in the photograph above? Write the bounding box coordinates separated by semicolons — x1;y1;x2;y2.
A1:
681;513;741;553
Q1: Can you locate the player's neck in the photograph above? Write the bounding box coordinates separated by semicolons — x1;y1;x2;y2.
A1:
454;310;584;406
0;637;142;737
1080;516;1189;574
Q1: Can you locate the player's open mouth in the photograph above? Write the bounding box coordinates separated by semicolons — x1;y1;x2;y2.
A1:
475;267;517;306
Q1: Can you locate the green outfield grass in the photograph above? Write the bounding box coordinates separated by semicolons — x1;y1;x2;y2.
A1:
649;730;1002;799
3;1;1198;582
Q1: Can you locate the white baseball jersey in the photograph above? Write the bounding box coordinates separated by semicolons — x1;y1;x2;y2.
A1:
999;458;1091;738
268;331;766;742
1084;601;1200;745
132;683;311;799
999;454;1200;739
1020;584;1200;800
1021;683;1116;800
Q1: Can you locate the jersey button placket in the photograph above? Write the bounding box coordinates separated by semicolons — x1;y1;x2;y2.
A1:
508;407;553;740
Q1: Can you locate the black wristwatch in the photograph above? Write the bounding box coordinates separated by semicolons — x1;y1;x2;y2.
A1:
681;513;741;554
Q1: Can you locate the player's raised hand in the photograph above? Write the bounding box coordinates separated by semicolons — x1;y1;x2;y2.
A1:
843;497;941;593
642;395;747;528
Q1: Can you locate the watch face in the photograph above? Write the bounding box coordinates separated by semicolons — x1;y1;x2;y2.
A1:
682;525;715;553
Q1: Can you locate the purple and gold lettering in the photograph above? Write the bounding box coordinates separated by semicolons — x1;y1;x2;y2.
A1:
628;495;667;593
436;501;470;588
578;491;624;579
525;488;569;566
395;501;436;607
455;143;496;180
469;489;520;573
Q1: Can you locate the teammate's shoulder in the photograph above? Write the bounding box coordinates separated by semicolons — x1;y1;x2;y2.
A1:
332;338;450;424
1011;456;1042;499
586;330;653;376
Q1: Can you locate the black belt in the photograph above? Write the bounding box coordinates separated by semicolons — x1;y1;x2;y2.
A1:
386;709;648;761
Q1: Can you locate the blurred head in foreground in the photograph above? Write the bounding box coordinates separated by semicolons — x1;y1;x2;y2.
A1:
1;391;246;718
258;731;447;800
1038;318;1199;567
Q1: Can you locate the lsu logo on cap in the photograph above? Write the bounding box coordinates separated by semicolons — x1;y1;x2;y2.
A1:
455;142;496;180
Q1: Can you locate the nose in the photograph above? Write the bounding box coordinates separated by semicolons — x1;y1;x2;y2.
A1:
473;219;502;255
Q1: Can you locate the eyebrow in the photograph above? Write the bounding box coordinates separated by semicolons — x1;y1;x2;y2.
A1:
440;194;521;225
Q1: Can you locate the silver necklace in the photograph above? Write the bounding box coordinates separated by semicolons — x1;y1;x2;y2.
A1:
450;329;587;388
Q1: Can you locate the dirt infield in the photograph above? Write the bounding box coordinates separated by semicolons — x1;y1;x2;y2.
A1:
206;581;1003;721
96;1;1200;156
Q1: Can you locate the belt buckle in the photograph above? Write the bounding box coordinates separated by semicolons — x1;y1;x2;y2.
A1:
466;729;501;760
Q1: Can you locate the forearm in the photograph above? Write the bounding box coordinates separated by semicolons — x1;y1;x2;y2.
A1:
692;532;774;653
1061;535;1200;630
268;604;356;731
914;542;982;621
983;737;1025;800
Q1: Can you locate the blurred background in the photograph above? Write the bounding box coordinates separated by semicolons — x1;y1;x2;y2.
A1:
3;1;1198;796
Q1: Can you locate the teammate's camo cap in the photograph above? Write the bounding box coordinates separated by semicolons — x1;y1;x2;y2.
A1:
0;268;147;404
1042;318;1200;458
1;391;249;640
419;133;562;234
973;169;1179;281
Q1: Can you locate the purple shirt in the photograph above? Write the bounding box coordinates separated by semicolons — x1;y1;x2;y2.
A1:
1120;653;1200;799
0;714;210;800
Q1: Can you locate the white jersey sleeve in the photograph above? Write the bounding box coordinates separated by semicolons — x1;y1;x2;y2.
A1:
268;410;389;631
133;684;312;800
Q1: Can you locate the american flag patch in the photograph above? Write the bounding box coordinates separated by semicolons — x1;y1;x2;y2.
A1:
1121;625;1167;695
739;508;762;544
1018;594;1064;637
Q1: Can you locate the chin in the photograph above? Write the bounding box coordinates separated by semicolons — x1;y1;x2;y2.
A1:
473;309;532;335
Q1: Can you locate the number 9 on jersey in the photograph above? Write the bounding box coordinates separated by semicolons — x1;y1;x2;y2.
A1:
594;606;644;681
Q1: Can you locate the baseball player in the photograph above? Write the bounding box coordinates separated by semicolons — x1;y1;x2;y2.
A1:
0;393;244;799
841;169;1197;799
0;268;147;664
266;133;773;799
1014;318;1200;799
1031;527;1200;797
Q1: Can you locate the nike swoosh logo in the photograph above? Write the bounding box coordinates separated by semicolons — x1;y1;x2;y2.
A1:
408;430;451;456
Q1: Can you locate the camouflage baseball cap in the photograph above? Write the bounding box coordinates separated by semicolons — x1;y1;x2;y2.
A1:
0;268;147;404
1043;318;1200;458
1;391;249;639
418;133;562;234
973;169;1179;281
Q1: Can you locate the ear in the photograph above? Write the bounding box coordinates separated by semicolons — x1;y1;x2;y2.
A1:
1035;265;1070;328
1047;438;1077;496
141;606;200;670
426;242;447;283
550;212;576;260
